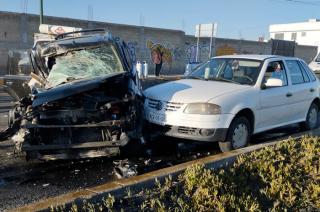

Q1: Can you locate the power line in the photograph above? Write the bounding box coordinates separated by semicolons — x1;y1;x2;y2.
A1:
287;0;320;5
274;0;320;5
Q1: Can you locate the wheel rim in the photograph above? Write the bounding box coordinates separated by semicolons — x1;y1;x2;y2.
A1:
308;107;318;128
232;123;248;149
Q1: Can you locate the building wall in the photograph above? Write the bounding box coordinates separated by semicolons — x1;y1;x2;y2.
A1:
269;20;320;47
295;44;318;63
0;11;317;75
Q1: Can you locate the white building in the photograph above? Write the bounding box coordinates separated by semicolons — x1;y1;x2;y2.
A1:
269;19;320;47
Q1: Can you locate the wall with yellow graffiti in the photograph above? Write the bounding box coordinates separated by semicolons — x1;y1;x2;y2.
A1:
0;11;316;76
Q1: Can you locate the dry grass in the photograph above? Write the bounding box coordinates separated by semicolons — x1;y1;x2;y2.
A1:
52;136;320;211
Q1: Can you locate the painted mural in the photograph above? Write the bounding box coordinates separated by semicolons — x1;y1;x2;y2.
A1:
185;43;210;63
114;37;138;63
127;41;138;63
216;44;237;56
146;40;173;76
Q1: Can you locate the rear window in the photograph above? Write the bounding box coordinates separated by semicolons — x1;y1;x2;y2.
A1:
299;61;317;82
286;60;308;84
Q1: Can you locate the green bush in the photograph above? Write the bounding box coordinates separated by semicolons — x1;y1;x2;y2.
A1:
52;136;320;211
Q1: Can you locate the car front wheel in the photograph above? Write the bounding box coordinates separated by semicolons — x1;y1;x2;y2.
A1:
218;116;251;152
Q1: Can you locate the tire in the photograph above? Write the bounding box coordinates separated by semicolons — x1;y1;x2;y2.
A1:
301;103;319;130
218;116;251;152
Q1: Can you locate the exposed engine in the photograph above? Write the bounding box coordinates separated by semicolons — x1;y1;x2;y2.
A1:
8;74;141;160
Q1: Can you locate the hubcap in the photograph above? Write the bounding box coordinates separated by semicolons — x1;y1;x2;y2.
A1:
232;123;248;149
308;108;318;128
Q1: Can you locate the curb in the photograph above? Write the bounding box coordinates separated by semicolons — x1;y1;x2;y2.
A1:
12;128;320;212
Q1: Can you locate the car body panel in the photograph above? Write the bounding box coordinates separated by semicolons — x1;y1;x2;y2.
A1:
143;55;320;142
0;29;143;160
143;79;251;104
32;73;127;107
0;75;31;100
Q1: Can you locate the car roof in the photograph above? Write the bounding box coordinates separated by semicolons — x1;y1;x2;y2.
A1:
213;54;298;61
37;33;116;57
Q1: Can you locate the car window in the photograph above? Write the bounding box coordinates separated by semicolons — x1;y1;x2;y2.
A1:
286;60;308;84
299;60;316;81
263;61;288;86
188;58;262;85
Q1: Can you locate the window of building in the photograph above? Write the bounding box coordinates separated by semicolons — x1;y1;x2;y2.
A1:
301;32;307;37
291;32;297;41
274;33;284;40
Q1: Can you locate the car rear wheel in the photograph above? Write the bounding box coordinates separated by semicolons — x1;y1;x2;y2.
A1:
301;103;319;130
218;116;251;152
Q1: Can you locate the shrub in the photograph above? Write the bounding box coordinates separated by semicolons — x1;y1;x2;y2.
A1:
52;136;320;211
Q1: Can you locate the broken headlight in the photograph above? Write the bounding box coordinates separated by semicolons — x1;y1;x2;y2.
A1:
183;103;221;115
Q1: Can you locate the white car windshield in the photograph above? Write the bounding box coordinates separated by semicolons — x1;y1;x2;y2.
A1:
188;58;262;85
46;44;125;88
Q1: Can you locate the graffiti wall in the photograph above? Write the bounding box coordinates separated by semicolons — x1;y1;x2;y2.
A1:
185;43;210;63
146;40;172;76
2;11;315;76
145;40;186;76
216;44;236;56
127;41;138;63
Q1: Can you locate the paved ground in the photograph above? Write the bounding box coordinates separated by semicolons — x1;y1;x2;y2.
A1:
0;88;14;113
0;108;304;211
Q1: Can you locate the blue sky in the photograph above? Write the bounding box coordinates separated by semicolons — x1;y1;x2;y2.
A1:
1;0;320;40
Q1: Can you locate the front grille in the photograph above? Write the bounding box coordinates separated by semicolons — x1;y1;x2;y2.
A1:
147;98;183;112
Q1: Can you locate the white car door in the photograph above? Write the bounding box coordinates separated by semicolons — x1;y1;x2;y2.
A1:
256;60;292;132
284;59;317;122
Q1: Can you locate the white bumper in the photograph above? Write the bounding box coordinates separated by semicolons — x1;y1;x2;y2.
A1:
144;99;234;129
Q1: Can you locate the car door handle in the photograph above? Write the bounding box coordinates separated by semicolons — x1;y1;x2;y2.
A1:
286;92;292;97
310;88;315;93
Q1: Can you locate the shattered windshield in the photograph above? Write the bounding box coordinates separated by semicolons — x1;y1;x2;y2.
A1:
46;44;124;88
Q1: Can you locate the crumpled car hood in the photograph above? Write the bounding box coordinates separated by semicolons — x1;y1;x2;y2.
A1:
32;72;126;107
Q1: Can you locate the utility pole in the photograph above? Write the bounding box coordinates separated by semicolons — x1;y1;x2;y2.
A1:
40;0;44;24
196;24;201;63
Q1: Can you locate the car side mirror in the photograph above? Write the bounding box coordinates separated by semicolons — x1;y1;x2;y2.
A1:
264;78;283;88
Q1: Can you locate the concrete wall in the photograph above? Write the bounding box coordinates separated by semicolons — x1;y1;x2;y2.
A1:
295;44;318;63
0;11;317;75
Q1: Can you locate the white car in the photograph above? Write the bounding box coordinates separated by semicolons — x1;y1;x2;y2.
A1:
143;55;320;152
309;52;320;73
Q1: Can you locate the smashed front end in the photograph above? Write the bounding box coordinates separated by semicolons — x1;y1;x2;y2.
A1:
1;31;143;160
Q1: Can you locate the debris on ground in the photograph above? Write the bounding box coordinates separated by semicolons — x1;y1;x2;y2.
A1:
113;159;138;179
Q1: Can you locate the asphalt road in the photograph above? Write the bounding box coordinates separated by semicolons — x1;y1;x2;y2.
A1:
0;110;307;211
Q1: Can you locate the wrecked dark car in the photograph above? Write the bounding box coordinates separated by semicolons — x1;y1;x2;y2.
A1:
0;30;143;160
